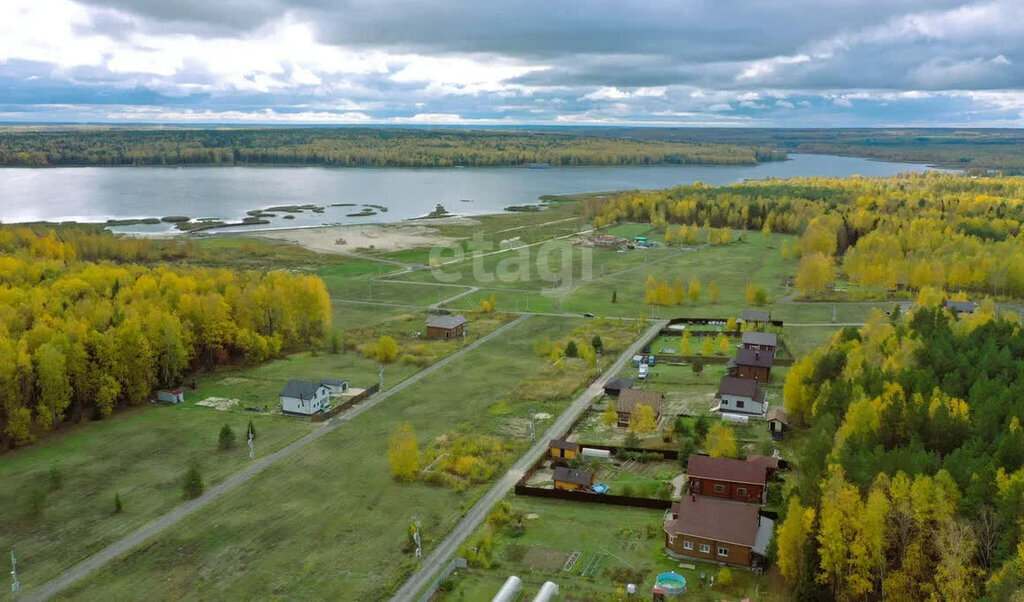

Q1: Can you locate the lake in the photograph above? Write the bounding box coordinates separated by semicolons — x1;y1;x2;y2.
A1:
0;154;948;234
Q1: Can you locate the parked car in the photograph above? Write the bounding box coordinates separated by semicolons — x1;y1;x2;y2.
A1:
638;364;649;379
582;312;595;318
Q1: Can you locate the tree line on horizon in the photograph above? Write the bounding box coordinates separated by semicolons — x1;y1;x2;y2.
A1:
0;127;783;168
0;226;332;449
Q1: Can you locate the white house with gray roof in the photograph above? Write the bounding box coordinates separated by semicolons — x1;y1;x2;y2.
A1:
280;379;331;415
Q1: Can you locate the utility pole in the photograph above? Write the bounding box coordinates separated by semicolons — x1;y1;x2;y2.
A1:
379;364;385;392
529;409;536;442
248;426;255;461
412;515;422;560
10;548;18;594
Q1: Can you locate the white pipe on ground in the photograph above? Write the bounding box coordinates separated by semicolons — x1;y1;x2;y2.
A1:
532;581;559;602
491;575;522;602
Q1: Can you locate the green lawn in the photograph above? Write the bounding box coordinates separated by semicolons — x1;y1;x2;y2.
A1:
58;316;620;600
438;496;774;601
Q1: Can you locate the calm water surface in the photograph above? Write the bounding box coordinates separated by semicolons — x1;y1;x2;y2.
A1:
0;154;947;234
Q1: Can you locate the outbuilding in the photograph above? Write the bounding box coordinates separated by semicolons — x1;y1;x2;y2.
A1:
553;466;594;491
944;299;978;315
740;309;771;326
714;376;767;416
767;407;789;438
320;378;349;394
549;439;580;460
280;379;331;415
156;389;184;404
425;313;467;339
603;377;634;397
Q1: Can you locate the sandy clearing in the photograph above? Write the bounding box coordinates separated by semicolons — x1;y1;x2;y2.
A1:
251;221;472;254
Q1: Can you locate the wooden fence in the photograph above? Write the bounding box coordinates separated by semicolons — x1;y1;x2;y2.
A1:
513;483;673;510
311;384;380;422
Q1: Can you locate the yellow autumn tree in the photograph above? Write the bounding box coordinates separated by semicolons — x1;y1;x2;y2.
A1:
777;497;816;583
700;336;715;356
679;332;693;355
705;423;738;458
629;403;657;434
388;423;420;481
795;253;835;297
707;280;720;303
717;334;731;355
688;276;701;302
602;402;618;426
375;335;399;363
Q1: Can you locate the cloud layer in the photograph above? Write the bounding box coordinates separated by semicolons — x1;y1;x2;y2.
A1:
2;0;1023;125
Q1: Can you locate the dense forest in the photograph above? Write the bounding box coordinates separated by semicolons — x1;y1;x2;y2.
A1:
0;127;781;167
585;173;1024;298
776;304;1024;600
591;127;1024;173
0;226;331;448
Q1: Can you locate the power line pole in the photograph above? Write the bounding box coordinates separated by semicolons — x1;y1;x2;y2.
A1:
10;548;19;594
529;409;536;442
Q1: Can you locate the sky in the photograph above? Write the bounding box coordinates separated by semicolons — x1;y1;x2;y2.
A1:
1;0;1023;127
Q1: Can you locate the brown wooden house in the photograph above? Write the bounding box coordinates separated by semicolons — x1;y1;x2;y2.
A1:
425;314;467;339
614;389;664;428
727;347;773;382
549;439;579;460
741;331;777;356
663;495;774;569
687;454;768;504
553;466;594;491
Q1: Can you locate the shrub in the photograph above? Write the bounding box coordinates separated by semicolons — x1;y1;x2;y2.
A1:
606;565;648;584
219;424;235;450
564;340;578;358
48;462;63;491
506;542;527;561
623;431;641;448
691;358;705;374
717;566;734;588
694;414;710;439
620;484;634;497
114;492;124;514
437;579;455;593
182;464;204;499
26;484;46;518
399;353;418;365
591;335;604;352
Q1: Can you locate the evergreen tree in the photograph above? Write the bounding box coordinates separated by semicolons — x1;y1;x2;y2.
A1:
219;424;235;450
182;464;204;499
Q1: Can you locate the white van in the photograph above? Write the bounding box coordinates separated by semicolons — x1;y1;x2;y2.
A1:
638;364;649;379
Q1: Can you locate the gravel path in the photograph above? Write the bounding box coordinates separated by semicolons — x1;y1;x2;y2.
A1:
390;319;669;601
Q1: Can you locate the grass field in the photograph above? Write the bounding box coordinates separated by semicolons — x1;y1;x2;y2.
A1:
1;302;508;595
0;405;314;591
436;496;775;601
58;316;631;600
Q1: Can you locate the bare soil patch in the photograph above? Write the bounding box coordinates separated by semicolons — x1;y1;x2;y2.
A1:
253;222;468;254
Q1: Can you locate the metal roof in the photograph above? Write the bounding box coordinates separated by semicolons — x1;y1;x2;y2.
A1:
425;314;468;329
733;347;773;368
553;466;593;486
741;331;777;347
687;454;768;486
666;496;761;548
281;379;323;400
741;309;771;322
